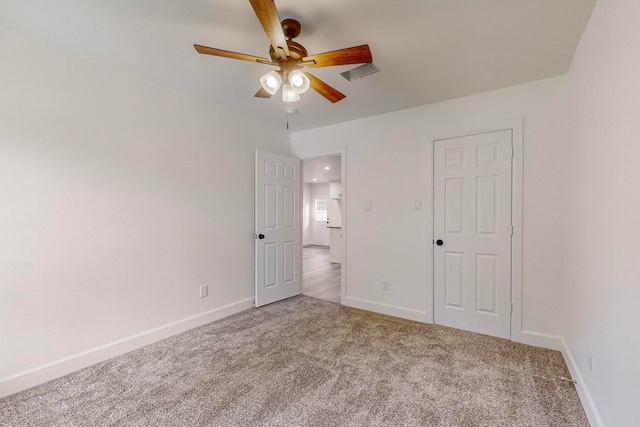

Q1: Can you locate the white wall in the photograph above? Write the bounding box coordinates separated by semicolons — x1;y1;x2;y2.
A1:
0;27;290;396
561;0;640;425
292;77;567;334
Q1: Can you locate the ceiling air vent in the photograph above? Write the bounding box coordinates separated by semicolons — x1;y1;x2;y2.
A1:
340;63;379;81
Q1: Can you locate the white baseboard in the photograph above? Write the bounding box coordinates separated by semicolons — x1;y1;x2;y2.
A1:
513;330;564;351
342;296;428;323
512;330;603;426
0;297;254;399
560;338;605;427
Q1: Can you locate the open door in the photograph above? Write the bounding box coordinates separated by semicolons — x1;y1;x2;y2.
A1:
255;150;302;307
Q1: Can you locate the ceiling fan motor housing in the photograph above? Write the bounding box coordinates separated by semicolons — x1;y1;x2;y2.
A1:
269;41;308;64
268;19;307;65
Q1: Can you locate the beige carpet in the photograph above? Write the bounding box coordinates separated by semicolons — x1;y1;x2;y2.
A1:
0;296;588;426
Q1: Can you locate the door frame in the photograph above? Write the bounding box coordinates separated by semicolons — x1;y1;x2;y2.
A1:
430;118;523;342
300;149;347;304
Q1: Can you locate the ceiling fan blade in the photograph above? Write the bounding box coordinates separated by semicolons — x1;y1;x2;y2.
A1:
194;45;270;64
248;0;290;60
303;45;372;68
255;87;272;98
305;73;346;103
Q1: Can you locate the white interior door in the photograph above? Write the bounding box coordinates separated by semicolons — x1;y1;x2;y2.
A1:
433;130;513;339
255;151;301;307
311;193;330;246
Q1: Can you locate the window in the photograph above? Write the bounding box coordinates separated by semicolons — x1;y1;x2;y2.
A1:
314;199;328;221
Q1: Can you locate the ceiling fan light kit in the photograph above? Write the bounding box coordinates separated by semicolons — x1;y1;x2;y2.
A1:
259;70;283;95
288;70;310;94
281;83;301;102
259;69;310;102
194;0;373;104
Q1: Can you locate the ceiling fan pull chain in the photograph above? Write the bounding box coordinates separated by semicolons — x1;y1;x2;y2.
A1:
284;107;297;130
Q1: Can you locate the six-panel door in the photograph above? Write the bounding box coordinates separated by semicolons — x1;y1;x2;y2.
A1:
255;151;301;307
434;130;513;339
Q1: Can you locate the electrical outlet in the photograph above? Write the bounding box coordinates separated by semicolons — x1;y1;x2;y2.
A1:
382;280;389;291
588;348;593;372
200;285;209;298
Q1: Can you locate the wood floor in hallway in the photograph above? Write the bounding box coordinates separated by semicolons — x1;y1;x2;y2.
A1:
302;246;341;303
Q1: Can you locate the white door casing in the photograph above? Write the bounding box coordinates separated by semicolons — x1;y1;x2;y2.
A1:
255;151;301;307
433;130;513;339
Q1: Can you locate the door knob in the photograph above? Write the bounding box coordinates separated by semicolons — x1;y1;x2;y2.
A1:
258;234;265;239
436;239;443;246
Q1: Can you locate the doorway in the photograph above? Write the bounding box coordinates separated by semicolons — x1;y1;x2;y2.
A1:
301;154;343;304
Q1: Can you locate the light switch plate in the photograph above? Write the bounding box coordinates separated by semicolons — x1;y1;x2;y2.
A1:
200;285;209;298
363;201;373;211
414;199;422;210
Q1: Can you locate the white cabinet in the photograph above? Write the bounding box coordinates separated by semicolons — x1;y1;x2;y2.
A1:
330;182;342;199
330;227;342;264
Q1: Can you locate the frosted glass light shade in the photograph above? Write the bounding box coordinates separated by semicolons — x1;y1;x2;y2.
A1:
282;84;300;102
288;70;310;94
259;70;282;95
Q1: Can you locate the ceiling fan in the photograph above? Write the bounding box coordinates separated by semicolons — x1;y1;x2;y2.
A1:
194;0;373;103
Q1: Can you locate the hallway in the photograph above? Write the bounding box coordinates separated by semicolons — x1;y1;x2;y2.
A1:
302;246;340;303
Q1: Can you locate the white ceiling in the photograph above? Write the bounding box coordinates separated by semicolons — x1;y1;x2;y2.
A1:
2;0;596;132
303;155;341;184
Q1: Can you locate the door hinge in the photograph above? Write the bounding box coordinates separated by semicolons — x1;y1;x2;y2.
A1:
510;225;514;236
510;302;513;314
510;144;514;159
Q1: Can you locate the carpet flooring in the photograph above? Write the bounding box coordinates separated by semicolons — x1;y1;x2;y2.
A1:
0;296;588;426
